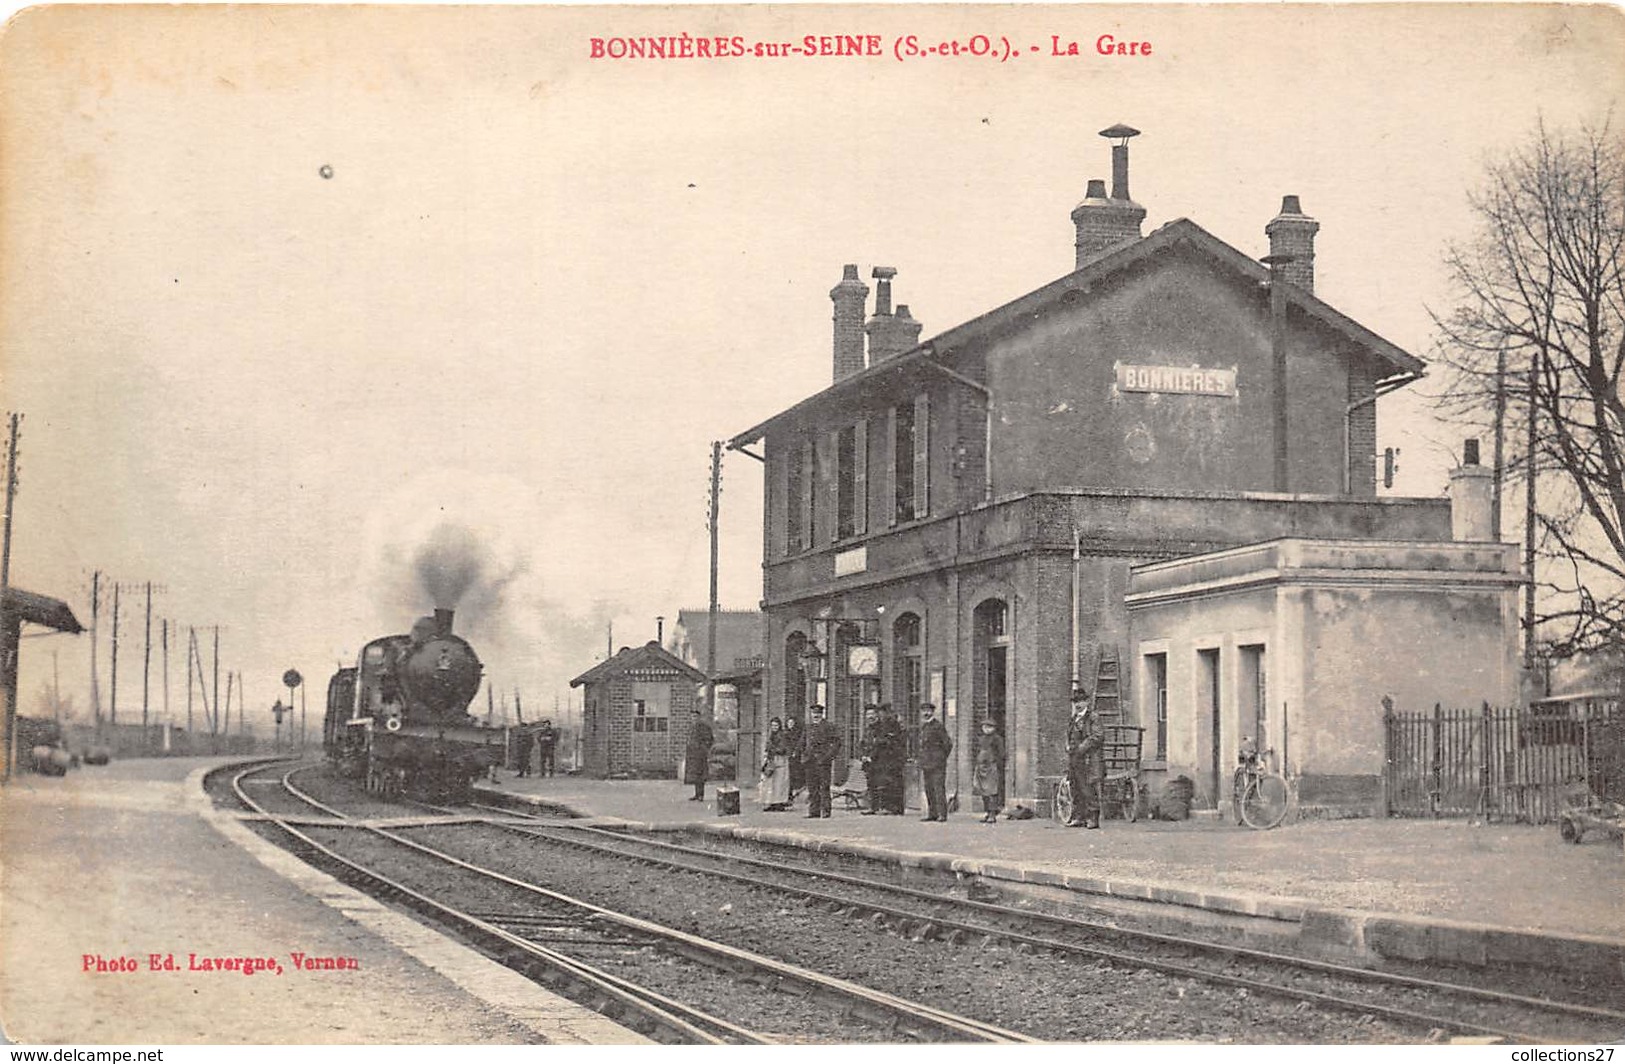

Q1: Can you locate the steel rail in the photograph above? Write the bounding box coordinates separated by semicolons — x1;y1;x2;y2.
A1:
488;808;1625;1029
221;762;758;1045
252;763;1029;1043
361;821;1033;1044
461;810;1606;1044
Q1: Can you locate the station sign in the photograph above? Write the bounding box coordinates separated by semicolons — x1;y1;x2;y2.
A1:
1117;363;1237;397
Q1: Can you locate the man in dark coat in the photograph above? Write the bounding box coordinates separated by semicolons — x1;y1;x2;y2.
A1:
783;714;806;801
877;704;907;813
859;705;883;815
536;720;557;777
684;709;714;801
802;704;843;818
1065;688;1106;828
514;726;535;778
917;702;952;821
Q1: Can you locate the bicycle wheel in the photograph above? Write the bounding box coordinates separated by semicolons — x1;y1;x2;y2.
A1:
1240;774;1289;830
1121;779;1140;823
1055;778;1076;824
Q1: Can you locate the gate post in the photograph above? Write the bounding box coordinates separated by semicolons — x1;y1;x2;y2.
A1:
1380;695;1394;818
1429;702;1443;818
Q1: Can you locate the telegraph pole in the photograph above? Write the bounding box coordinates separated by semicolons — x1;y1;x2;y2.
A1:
212;626;220;741
1;413;19;780
186;625;196;733
1524;350;1539;670
89;571;101;728
141;582;152;746
161;619;169;727
110;583;120;725
706;440;721;718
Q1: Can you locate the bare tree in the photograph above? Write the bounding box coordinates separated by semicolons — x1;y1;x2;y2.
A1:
1433;118;1625;659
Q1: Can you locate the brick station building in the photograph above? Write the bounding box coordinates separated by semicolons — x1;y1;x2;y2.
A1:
727;126;1521;815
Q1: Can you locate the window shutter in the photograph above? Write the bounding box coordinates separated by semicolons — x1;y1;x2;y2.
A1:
820;430;839;545
913;393;930;519
774;445;789;557
799;439;814;551
886;406;899;527
853;419;868;535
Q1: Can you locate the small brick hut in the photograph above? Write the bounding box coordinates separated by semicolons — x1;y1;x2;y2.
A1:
571;641;708;778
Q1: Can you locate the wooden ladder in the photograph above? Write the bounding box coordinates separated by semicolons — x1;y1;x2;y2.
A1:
1094;645;1125;723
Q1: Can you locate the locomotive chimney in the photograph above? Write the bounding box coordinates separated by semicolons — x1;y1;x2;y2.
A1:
434;608;455;635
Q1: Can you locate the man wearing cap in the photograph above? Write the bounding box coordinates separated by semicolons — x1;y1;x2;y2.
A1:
1066;688;1106;828
917;702;952;821
802;704;843;818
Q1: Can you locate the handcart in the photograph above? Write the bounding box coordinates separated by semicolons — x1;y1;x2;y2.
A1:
1103;723;1144;822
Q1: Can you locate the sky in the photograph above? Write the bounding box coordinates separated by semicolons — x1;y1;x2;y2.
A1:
2;3;1621;735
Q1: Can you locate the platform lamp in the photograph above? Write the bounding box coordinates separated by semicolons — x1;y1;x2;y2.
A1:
282;669;303;751
800;642;827;710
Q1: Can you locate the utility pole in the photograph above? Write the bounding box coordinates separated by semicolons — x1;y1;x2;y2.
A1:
161;619;169;727
141;582;152;746
224;671;234;738
110;583;120;725
0;412;16;781
89;571;101;728
1492;344;1507;542
212;626;220;741
186;625;195;733
1524;350;1539;671
706;439;721;719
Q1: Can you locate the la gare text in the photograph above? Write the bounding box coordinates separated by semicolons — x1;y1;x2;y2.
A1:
82;952;361;975
588;34;1153;61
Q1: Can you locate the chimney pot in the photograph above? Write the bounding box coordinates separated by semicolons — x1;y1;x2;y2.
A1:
1072;128;1147;268
867;270;922;364
1463;438;1480;466
1280;194;1303;215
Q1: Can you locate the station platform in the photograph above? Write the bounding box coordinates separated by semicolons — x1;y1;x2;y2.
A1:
477;772;1625;977
0;757;647;1045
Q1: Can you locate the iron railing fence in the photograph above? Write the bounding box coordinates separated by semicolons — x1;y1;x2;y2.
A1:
1383;700;1623;823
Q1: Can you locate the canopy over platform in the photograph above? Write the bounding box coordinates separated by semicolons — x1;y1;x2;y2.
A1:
3;588;83;634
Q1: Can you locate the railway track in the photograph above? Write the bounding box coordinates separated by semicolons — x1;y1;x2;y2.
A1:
449;795;1625;1045
214;762;1032;1044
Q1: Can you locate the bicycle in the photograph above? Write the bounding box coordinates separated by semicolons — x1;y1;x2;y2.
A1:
1232;740;1290;830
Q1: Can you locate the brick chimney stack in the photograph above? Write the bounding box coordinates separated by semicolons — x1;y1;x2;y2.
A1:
1071;124;1147;268
830;264;869;381
866;267;924;364
1265;195;1319;293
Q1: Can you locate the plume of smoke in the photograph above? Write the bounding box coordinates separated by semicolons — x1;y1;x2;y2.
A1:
357;470;632;706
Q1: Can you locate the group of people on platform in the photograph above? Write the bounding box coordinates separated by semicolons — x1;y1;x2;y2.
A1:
692;687;1110;826
511;720;558;779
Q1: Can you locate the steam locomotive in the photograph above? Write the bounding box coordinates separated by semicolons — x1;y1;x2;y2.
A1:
322;608;502;801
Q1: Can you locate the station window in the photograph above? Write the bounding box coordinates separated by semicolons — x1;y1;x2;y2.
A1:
836;421;868;539
1146;653;1168;760
632;697;669;733
893;395;929;523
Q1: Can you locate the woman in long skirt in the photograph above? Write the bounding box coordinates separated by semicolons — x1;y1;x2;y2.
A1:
972;719;1006;823
759;717;792;811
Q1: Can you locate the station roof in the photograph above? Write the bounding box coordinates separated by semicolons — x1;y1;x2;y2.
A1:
3;588;83;634
729;217;1427;448
570;640;709;688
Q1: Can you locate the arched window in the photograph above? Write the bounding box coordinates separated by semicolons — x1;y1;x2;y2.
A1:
892;612;924;758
